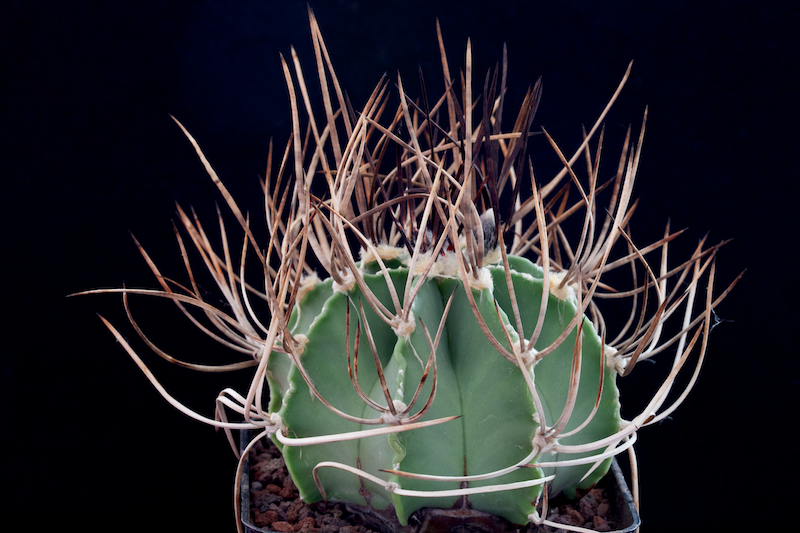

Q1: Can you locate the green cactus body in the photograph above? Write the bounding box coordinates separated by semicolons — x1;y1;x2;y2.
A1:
267;253;621;526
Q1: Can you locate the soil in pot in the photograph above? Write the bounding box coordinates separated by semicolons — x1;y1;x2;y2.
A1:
242;438;638;533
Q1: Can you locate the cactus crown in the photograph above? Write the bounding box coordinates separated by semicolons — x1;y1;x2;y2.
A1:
81;9;740;532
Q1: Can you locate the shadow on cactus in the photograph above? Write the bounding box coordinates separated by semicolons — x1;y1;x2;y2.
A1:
78;10;740;533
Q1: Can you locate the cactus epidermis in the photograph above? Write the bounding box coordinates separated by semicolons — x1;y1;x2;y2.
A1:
266;250;620;526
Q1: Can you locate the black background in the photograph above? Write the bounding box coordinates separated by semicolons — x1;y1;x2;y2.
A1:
4;1;798;531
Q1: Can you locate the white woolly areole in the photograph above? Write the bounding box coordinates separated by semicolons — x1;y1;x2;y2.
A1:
291;333;309;357
380;400;409;425
295;272;321;304
514;338;538;369
605;344;627;374
468;267;494;292
391;312;416;338
332;268;356;294
359;244;407;265
483;247;503;265
266;412;284;431
409;250;443;278
425;252;494;291
533;429;559;456
547;270;577;303
434;252;461;278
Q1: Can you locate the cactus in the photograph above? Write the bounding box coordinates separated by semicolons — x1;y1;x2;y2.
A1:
269;251;621;526
81;10;739;532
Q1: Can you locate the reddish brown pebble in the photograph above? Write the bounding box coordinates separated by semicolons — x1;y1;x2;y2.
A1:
293;516;317;533
255;509;280;527
593;515;611;532
272;521;294;533
287;500;308;521
564;506;584;525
